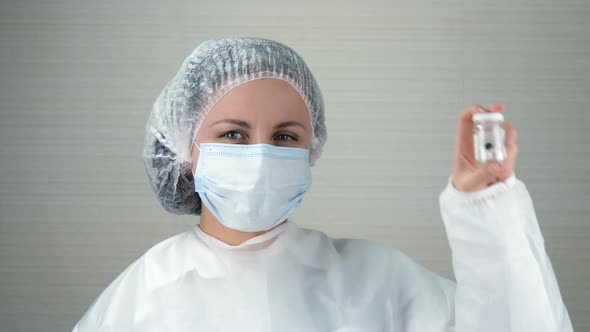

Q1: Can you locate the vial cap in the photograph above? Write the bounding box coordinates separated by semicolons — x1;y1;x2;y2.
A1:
472;112;504;123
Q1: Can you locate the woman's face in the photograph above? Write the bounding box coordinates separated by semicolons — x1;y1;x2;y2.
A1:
191;78;313;173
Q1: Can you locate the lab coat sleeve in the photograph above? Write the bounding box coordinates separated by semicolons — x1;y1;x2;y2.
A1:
438;172;573;331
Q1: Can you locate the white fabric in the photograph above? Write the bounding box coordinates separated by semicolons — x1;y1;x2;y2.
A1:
73;174;573;331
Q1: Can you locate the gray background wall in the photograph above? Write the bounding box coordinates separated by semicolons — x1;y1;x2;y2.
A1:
1;0;588;330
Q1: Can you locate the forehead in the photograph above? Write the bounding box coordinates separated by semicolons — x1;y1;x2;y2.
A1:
202;78;310;124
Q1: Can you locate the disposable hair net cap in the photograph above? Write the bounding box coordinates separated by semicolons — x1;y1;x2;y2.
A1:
143;37;327;215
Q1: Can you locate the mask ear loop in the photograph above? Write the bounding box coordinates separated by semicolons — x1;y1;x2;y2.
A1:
191;141;201;178
192;140;202;152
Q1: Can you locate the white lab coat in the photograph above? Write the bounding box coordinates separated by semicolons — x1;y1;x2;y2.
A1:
73;174;573;331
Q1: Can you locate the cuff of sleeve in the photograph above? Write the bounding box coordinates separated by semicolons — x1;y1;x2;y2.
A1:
439;172;518;209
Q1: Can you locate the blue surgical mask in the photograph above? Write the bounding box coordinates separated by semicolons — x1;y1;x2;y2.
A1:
193;143;312;232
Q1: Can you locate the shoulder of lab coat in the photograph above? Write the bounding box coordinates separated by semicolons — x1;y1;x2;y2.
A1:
71;231;199;331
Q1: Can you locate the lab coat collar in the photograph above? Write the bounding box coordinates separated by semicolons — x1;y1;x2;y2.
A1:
192;219;296;253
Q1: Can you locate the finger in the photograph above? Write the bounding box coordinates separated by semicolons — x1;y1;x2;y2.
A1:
499;124;518;180
504;122;517;151
487;103;505;113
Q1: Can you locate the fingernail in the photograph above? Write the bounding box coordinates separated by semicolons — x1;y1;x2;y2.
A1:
494;104;504;110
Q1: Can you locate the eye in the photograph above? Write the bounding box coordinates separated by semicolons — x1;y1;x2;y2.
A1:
275;134;297;142
220;131;243;140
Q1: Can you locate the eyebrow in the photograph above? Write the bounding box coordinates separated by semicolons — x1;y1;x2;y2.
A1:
210;119;251;129
273;121;306;130
209;119;306;130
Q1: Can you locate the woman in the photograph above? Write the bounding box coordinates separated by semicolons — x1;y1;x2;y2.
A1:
73;37;573;331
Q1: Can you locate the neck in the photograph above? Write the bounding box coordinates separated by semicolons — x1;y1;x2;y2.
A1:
198;205;287;246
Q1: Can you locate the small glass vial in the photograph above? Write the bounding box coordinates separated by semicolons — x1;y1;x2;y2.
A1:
472;112;507;165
